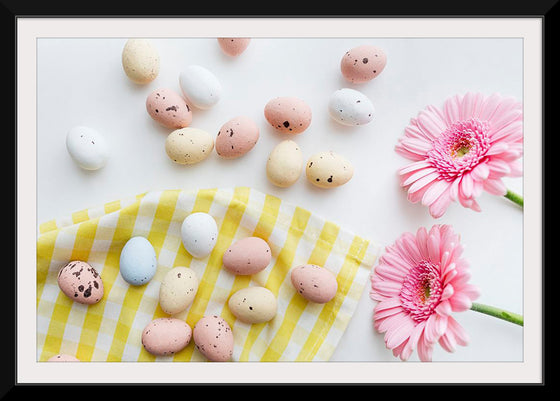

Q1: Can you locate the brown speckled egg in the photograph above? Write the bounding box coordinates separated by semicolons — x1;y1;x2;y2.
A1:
341;45;387;83
217;38;251;57
193;315;234;362
291;264;338;303
223;237;272;275
142;318;192;356
146;88;192;129
264;97;312;134
216;116;259;159
47;354;80;362
57;261;104;305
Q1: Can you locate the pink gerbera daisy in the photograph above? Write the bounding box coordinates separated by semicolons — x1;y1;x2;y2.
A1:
395;92;523;218
370;224;480;361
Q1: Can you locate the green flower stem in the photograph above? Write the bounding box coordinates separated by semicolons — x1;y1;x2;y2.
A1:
504;189;523;208
470;302;524;326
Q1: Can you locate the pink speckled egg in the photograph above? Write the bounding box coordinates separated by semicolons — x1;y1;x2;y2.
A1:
291;264;338;304
340;45;387;83
47;354;80;362
217;38;251;57
264;97;312;134
193;315;234;362
223;237;272;275
146;88;193;129
142;318;192;356
57;261;104;305
215;116;260;159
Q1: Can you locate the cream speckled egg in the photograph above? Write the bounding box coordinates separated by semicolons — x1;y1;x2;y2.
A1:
122;39;160;84
266;139;303;187
217;38;251;56
48;354;80;362
193;315;234;362
179;65;222;109
341;45;387;83
142;317;192;356
264;97;312;134
328;88;375;126
228;286;277;324
291;264;338;303
306;151;354;188
181;212;218;258
66;126;109;170
165;127;214;165
215;116;260;159
57;261;104;305
159;266;199;315
223;237;272;275
146;88;192;129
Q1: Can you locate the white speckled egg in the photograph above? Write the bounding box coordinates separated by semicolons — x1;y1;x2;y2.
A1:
228;286;277;324
48;354;80;362
266;139;303;187
159;266;199;315
121;39;160;84
306;151;354;188
66;126;109;170
179;65;222;109
193;315;234;362
57;261;104;305
328;88;375;126
291;264;338;303
142;317;192;356
165;127;214;165
119;236;157;286
181;212;218;258
222;237;272;275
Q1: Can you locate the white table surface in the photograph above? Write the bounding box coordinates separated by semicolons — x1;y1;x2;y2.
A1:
36;36;524;362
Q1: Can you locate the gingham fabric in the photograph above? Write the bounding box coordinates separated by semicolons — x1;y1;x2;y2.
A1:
37;187;380;362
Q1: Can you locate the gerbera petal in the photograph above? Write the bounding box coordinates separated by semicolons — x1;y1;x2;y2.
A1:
489;120;523;142
448;292;473;312
461;92;482;120
483;178;507;196
408;172;440;194
438;331;457;353
427;234;441;263
443;94;462;125
402;167;438;187
428;189;452;219
417;332;434;362
487;158;512;175
398;137;434;155
460;174;474;199
398;160;433;175
478;93;505;122
386;315;416;349
421;179;450;206
509;160;523;177
417;110;447;139
447;316;470;346
401;322;425;361
415;226;430;260
371;278;403;298
435;299;453;316
449;177;460;201
471;162;490;181
486;141;509;156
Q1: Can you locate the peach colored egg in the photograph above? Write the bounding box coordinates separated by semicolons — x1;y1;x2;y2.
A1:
223;237;272;275
264;97;312;134
57;261;104;305
141;317;192;356
48;354;80;362
340;45;387;83
291;264;338;303
217;38;251;57
193;315;234;362
215;116;260;159
146;88;192;129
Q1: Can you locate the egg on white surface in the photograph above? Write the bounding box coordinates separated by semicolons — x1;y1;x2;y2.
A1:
121;38;160;84
165;127;214;165
266;139;304;187
179;65;222;109
66;126;109;170
264;96;312;134
119;236;157;286
328;88;375;126
306;151;354;188
181;212;218;258
215;116;260;159
217;38;251;57
146;88;192;129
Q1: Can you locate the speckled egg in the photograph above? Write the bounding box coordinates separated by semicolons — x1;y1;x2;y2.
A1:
121;39;160;84
66;126;109;170
266;139;303;187
223;237;272;275
119;236;157;286
228;286;277;324
215;116;260;159
57;261;104;305
48;354;80;362
159;266;199;315
264;97;312;134
193;315;234;362
165;127;214;165
179;65;222;109
306;151;354;188
217;38;251;56
146;88;192;129
291;264;338;303
181;212;218;258
341;45;387;83
142;317;192;356
328;88;375;126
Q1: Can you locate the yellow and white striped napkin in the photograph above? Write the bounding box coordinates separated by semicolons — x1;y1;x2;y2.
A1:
37;187;380;362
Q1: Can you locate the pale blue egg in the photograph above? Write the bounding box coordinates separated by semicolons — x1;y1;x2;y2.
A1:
119;236;157;286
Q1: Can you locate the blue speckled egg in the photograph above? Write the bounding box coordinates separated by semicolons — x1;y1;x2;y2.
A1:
119;236;157;286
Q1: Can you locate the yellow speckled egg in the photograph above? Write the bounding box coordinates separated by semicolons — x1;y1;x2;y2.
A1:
165;127;214;165
121;39;160;84
306;151;354;188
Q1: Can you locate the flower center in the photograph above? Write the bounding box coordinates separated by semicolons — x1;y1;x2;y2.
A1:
427;118;491;181
399;261;443;323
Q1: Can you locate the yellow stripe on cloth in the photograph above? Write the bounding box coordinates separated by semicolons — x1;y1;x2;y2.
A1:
36;187;380;362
